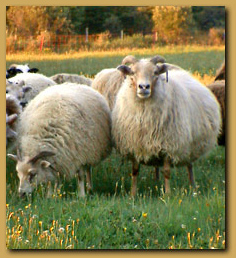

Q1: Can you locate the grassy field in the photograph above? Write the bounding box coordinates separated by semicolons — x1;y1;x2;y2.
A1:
6;46;226;249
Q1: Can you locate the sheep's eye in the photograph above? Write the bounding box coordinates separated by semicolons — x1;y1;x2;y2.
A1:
154;70;159;76
28;172;36;183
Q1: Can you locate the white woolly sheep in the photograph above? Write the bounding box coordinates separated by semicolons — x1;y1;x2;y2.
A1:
7;73;56;107
6;93;22;148
50;73;93;86
8;83;112;197
6;63;39;79
112;55;221;195
92;68;125;110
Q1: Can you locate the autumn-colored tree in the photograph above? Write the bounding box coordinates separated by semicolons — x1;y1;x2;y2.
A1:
6;6;73;37
6;6;47;37
152;6;194;44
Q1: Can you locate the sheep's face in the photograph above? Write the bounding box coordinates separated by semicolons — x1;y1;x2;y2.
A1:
118;61;168;100
16;158;52;197
7;151;55;197
6;80;32;107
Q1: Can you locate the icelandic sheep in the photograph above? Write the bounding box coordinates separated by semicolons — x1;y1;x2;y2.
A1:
50;73;93;86
6;63;39;79
207;80;225;146
8;83;112;197
6;94;22;147
112;55;221;195
92;68;125;110
7;73;56;107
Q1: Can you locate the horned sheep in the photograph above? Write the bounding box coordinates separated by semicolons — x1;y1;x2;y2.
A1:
50;73;93;86
6;73;56;108
112;55;221;195
8;83;112;197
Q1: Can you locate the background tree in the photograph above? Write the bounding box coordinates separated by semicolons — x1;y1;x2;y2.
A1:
6;6;225;38
192;6;225;31
152;6;194;44
6;6;47;37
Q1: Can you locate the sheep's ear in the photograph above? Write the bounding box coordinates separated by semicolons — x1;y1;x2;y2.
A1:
22;86;32;93
7;114;18;125
28;68;39;73
40;160;51;168
117;65;134;76
155;64;169;82
15;69;23;74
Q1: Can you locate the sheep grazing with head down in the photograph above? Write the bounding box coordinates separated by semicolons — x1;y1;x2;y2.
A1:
7;73;56;108
112;55;221;195
8;83;112;198
6;64;39;79
50;73;93;86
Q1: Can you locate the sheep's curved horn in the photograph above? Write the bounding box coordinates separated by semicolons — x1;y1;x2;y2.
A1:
7;153;18;162
122;55;137;65
150;55;166;64
28;151;56;164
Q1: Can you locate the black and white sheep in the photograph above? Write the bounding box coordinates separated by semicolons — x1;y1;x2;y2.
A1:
112;55;221;195
6;64;39;79
8;83;112;197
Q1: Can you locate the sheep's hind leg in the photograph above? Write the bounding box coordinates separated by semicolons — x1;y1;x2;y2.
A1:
77;169;85;197
187;164;196;189
163;158;171;194
131;160;140;197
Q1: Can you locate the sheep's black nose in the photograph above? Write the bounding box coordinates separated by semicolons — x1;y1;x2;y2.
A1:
139;84;150;90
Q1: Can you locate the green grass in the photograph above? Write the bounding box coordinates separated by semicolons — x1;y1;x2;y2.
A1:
6;46;226;249
6;45;225;77
6;146;225;250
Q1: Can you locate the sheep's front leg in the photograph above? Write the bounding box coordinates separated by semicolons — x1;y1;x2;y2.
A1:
163;158;171;194
131;160;140;197
77;169;85;197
